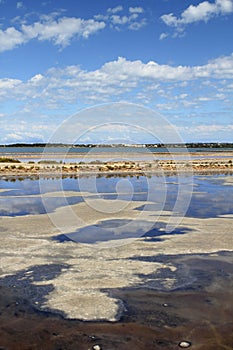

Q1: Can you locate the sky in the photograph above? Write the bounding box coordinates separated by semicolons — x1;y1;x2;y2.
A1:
0;0;233;144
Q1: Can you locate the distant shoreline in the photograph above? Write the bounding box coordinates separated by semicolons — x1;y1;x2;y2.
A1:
1;142;233;149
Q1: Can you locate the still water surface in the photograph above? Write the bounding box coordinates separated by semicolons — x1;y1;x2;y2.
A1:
1;174;232;219
1;146;232;162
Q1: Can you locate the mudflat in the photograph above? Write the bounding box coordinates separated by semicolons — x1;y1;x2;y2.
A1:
0;253;232;350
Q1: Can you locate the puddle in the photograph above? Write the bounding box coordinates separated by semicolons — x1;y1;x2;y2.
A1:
53;219;191;244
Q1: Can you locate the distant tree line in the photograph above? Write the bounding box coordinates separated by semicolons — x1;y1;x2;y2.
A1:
0;142;232;148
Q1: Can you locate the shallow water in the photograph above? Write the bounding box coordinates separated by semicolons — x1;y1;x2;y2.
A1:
1;174;232;215
1;146;232;154
0;174;232;244
1;146;232;163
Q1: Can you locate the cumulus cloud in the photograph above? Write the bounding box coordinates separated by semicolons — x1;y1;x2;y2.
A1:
0;78;22;97
95;6;146;31
100;55;233;81
3;131;45;143
30;74;44;83
1;54;233;143
129;7;144;14
0;6;147;53
178;124;233;134
159;32;169;40
22;17;106;46
107;5;123;14
161;0;233;35
16;2;24;9
1;54;233;109
0;27;25;52
1;54;233;96
112;12;146;30
0;15;106;52
0;78;22;88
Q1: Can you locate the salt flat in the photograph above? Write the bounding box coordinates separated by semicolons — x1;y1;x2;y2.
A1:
0;196;232;321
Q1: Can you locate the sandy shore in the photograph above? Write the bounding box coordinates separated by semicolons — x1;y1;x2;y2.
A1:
0;156;233;176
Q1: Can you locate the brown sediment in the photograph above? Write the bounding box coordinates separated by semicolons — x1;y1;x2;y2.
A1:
0;157;233;176
0;254;232;350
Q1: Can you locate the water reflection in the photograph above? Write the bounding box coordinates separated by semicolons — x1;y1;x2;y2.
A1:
53;220;191;244
0;174;232;219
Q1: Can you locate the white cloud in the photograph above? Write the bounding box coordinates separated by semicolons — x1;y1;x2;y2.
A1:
95;6;146;31
0;27;25;52
128;17;147;30
161;0;233;32
30;74;44;84
0;7;147;53
178;93;188;99
129;7;144;14
178;124;233;134
1;53;233;143
111;53;233;81
0;16;106;52
107;6;123;14
110;12;146;30
198;96;212;101
159;32;169;40
0;78;22;88
1;54;233;114
16;2;23;9
111;15;130;25
3;131;44;143
100;57;192;81
22;17;106;46
0;78;22;96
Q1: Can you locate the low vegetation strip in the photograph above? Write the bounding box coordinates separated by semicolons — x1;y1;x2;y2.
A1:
0;157;21;163
0;158;232;175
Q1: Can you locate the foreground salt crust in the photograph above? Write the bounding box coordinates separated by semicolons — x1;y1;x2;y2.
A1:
0;195;232;321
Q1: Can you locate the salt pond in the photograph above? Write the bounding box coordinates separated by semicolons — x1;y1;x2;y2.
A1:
0;173;232;321
1;174;232;219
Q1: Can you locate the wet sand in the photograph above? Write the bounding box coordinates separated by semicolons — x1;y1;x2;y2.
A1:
0;253;232;350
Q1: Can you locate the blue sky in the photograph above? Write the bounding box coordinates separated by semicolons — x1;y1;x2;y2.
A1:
0;0;233;144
